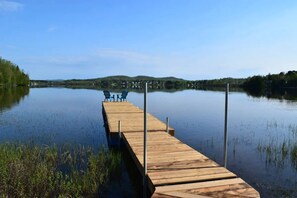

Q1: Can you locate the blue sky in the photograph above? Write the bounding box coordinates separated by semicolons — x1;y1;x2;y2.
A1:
1;0;297;80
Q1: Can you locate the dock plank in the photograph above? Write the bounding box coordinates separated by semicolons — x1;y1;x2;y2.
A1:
153;178;260;198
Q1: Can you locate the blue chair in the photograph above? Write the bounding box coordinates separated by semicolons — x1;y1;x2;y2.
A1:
103;90;114;101
118;91;128;101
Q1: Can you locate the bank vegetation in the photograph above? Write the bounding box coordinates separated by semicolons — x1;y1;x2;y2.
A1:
0;57;29;87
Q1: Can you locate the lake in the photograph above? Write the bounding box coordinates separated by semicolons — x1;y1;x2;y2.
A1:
1;87;297;197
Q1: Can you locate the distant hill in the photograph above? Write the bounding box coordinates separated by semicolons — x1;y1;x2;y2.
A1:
68;75;185;82
31;75;244;90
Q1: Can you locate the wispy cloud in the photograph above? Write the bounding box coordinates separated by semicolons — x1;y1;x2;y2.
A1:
23;56;90;66
47;26;57;32
0;0;23;12
96;49;161;65
6;44;17;49
94;49;202;78
17;46;297;80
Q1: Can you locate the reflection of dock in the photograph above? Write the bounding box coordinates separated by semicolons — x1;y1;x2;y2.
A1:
102;101;260;197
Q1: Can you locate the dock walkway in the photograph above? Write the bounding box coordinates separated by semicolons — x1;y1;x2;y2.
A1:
102;101;260;197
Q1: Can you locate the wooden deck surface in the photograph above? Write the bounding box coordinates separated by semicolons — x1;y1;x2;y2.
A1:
102;101;260;197
103;102;174;134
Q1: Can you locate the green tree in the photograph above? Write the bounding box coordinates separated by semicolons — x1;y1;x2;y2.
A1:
0;57;29;87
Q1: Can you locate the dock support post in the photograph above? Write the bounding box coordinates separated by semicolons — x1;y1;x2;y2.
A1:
118;120;122;138
118;120;122;147
224;83;229;168
143;82;148;198
166;117;169;133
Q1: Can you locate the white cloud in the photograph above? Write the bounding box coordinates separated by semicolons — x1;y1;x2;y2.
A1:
23;56;89;66
95;49;161;65
47;26;57;32
16;46;297;80
94;49;208;78
0;0;23;12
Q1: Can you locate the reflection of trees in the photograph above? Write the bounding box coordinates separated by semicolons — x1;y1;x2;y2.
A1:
244;88;297;102
243;71;297;100
0;87;29;112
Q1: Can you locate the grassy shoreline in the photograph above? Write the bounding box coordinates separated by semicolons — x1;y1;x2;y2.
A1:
0;142;120;197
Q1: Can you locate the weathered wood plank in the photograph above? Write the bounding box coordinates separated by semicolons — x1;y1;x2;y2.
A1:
148;167;234;179
155;191;211;198
152;173;237;186
147;159;219;171
153;178;260;197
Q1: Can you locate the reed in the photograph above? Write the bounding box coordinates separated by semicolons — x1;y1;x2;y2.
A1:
291;145;297;169
257;138;297;171
0;143;120;197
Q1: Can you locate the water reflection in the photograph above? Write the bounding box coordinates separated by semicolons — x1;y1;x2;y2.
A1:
1;87;297;197
0;87;29;112
245;88;297;101
0;88;107;148
45;83;297;102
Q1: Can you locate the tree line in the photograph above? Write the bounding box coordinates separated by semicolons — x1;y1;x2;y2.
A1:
31;75;246;91
0;57;30;87
242;71;297;96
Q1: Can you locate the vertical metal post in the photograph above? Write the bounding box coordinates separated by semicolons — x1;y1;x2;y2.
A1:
118;120;122;138
224;83;229;168
166;117;169;133
143;82;148;198
118;120;121;147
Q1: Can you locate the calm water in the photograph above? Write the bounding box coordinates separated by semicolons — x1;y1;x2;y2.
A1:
1;87;297;197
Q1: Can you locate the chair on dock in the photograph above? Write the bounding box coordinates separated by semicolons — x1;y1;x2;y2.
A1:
103;90;115;102
117;91;128;102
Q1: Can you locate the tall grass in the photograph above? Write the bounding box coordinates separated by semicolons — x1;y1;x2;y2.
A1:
257;139;297;170
0;143;121;197
256;122;297;170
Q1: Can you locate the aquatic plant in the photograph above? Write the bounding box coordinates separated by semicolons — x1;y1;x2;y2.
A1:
289;124;297;137
291;144;297;170
0;143;121;197
257;138;297;172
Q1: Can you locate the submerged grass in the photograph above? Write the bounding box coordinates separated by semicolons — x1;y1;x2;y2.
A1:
0;143;121;197
257;139;297;171
291;145;297;170
257;122;297;171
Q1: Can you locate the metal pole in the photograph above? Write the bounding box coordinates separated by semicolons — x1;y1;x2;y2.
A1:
224;83;229;168
118;120;122;147
143;82;148;198
166;117;169;133
118;120;122;137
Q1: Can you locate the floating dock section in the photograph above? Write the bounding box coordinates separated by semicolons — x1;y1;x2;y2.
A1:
102;101;260;197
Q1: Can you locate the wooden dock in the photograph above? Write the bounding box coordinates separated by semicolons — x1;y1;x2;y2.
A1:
103;102;174;135
102;101;260;197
